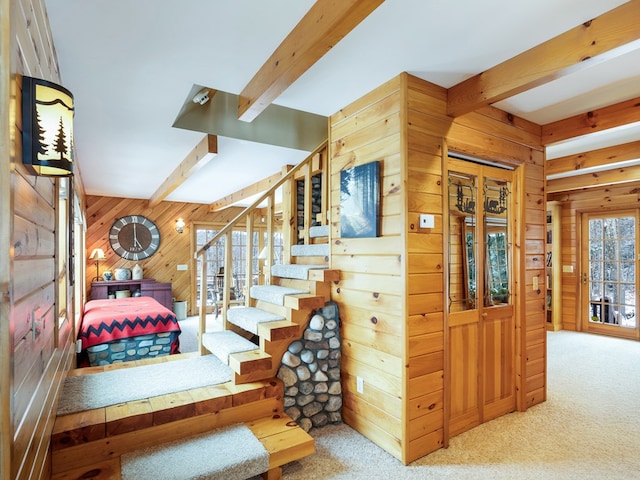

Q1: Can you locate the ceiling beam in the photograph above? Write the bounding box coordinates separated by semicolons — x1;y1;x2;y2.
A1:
542;96;640;145
208;167;292;212
148;134;217;207
547;163;640;193
447;0;640;117
546;140;640;176
237;0;385;122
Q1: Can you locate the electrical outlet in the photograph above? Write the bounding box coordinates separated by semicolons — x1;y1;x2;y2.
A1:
177;264;188;271
533;275;539;290
356;376;364;394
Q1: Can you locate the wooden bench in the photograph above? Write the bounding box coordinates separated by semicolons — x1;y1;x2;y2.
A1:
51;413;314;480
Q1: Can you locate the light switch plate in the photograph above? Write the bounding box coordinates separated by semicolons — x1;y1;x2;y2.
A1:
177;264;188;271
419;214;435;229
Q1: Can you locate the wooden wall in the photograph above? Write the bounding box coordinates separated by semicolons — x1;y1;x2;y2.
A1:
4;0;76;479
85;195;266;315
329;75;406;460
549;183;640;332
329;72;546;464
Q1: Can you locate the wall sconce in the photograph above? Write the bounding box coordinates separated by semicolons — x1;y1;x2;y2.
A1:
175;218;186;234
22;76;75;176
258;246;268;260
89;248;106;281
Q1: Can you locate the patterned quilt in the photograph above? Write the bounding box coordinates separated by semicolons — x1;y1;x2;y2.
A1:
79;297;181;350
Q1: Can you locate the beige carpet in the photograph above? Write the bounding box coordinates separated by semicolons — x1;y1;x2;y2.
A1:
57;354;232;415
275;331;640;480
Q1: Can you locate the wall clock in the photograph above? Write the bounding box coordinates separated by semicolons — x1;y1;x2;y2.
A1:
109;215;161;261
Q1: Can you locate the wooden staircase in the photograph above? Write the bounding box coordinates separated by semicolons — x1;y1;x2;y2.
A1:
202;225;337;385
51;143;335;479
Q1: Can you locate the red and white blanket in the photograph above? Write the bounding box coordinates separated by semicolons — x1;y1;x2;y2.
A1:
79;297;181;350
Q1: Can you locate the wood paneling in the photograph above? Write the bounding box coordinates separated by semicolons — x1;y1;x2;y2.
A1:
84;196;265;315
329;74;405;461
7;1;76;478
330;72;546;465
548;182;640;334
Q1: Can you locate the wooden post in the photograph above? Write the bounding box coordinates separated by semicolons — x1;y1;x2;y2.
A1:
245;213;254;305
198;253;208;356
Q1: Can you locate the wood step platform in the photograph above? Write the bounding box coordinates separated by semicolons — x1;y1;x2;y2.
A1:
52;413;314;480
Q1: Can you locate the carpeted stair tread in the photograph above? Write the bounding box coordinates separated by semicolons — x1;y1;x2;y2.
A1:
202;330;258;365
250;285;309;306
309;225;329;238
271;263;328;280
227;307;285;335
121;423;269;480
57;355;232;415
291;243;329;257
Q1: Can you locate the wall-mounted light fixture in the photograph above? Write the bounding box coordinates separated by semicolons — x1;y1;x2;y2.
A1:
22;76;75;176
89;248;106;281
175;218;186;234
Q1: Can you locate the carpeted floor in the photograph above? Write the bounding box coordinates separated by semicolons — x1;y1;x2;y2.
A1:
178;314;221;353
273;331;640;480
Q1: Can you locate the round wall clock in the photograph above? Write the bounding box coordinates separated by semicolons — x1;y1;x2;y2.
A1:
109;215;161;261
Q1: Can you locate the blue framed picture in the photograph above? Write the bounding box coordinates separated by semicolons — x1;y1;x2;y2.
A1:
340;160;380;238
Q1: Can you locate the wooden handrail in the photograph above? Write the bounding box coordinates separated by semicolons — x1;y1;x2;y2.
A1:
196;139;328;351
194;140;328;258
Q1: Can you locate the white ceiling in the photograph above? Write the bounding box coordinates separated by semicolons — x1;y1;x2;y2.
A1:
45;0;640;204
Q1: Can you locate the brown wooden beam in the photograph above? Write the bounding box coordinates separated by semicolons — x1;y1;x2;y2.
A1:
547;140;640;176
237;0;385;122
208;168;292;212
542;96;640;145
148;135;217;207
447;0;640;117
546;163;640;193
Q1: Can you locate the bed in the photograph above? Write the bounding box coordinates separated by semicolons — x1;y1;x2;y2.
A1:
78;296;182;367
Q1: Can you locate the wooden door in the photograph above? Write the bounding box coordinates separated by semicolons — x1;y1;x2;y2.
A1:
447;158;516;437
581;212;640;341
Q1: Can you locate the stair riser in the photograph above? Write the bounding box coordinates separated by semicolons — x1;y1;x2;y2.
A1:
277;278;331;299
52;396;282;474
288;256;328;266
258;321;301;342
229;352;272;375
308;268;340;282
284;294;326;310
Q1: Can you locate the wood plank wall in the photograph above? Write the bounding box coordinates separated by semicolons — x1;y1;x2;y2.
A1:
329;75;406;460
85;196;266;314
0;0;11;474
329;72;546;464
7;0;75;478
548;183;640;332
404;76;447;462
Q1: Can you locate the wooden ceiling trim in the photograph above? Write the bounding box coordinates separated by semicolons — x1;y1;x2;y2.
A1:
208;168;291;212
547;182;640;203
148;134;218;207
237;0;385;122
546;140;640;176
542;96;640;145
447;0;640;117
546;162;640;193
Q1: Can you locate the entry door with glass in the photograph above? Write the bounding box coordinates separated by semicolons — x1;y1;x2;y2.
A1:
447;158;516;437
582;212;639;340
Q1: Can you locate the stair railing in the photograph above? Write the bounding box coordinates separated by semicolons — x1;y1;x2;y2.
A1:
194;140;328;354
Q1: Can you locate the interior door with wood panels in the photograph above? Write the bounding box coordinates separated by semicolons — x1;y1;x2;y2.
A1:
581;212;639;340
447;158;516;437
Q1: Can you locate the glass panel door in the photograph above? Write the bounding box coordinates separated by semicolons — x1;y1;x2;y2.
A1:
584;213;638;339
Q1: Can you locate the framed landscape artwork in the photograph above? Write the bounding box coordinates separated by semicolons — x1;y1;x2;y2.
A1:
340;160;380;238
